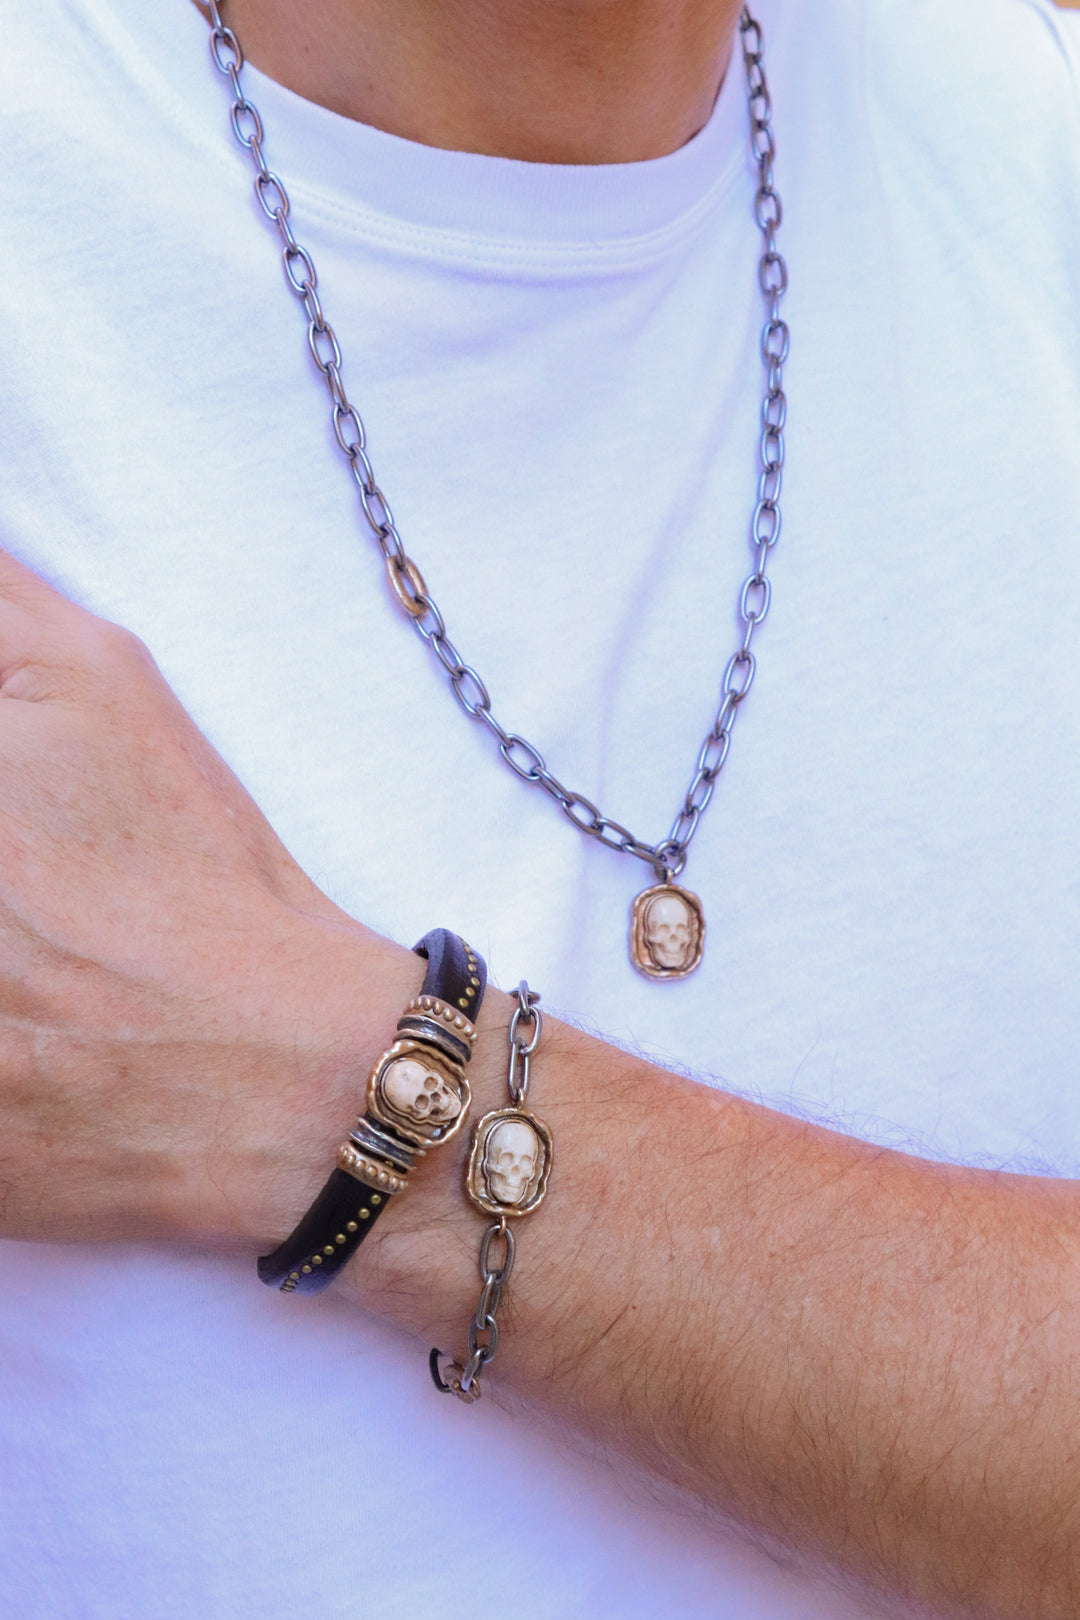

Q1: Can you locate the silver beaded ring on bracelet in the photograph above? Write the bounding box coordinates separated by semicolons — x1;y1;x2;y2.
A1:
430;981;552;1403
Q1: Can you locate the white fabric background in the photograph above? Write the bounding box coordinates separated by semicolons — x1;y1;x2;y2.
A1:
1;0;1079;1613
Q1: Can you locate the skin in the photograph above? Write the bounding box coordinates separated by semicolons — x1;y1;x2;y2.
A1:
7;3;1080;1615
217;0;741;164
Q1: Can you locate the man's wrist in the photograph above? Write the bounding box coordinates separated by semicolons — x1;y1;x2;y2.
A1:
330;972;519;1341
204;907;567;1387
186;904;425;1249
203;904;513;1335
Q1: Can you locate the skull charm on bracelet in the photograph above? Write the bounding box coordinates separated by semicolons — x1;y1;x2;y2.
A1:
367;1041;472;1150
466;1108;553;1218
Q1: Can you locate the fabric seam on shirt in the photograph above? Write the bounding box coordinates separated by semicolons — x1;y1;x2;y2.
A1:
57;0;749;278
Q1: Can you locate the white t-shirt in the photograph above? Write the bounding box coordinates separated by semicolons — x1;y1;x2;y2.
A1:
2;0;1079;1614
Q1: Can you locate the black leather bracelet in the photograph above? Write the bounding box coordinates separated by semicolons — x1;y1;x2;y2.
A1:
258;929;487;1295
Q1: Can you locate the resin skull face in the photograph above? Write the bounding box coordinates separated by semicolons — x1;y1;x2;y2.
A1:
381;1056;461;1124
483;1119;540;1206
643;891;695;971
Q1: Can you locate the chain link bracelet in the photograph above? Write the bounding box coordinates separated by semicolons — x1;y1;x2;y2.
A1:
430;982;553;1404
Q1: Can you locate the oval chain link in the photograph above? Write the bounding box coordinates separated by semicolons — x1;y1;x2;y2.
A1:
205;2;787;883
507;980;543;1105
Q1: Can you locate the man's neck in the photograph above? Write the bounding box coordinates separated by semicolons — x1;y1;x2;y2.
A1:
217;0;741;164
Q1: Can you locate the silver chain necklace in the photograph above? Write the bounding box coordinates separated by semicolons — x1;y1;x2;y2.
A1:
205;3;788;981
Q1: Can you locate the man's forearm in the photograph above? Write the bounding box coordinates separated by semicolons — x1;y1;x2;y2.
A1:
278;955;1079;1619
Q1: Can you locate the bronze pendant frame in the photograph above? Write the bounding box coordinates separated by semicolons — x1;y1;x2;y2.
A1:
465;1106;554;1219
629;882;706;980
365;1038;471;1151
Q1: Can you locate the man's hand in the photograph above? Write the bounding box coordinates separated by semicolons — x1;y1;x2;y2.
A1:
0;548;417;1246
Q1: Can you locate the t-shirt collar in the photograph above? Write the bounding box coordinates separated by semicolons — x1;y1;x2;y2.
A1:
241;43;747;250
